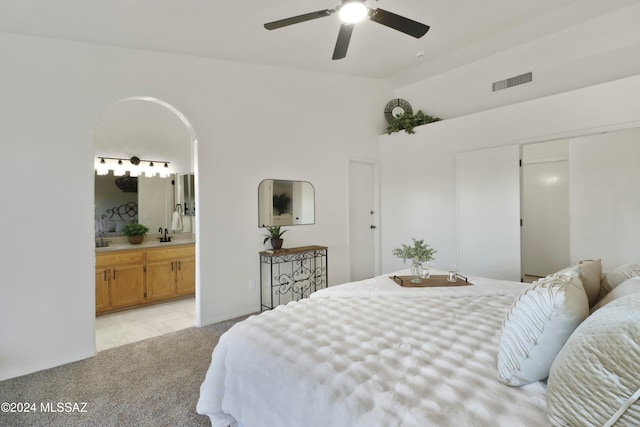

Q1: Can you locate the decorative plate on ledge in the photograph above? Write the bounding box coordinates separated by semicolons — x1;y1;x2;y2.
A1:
384;98;413;123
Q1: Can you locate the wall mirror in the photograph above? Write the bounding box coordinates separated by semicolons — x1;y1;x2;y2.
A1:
95;171;177;236
258;179;315;226
181;173;195;216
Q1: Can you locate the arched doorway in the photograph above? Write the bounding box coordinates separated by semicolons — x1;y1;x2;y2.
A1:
93;96;199;351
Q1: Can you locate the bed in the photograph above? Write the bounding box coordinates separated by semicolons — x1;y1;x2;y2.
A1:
197;264;640;427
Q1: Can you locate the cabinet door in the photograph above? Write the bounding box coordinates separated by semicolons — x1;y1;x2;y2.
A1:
95;268;111;313
110;264;146;308
176;257;196;296
146;261;177;301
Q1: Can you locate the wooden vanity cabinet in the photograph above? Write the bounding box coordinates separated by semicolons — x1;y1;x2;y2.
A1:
96;244;195;315
95;251;146;314
145;245;196;302
176;256;196;296
95;269;110;313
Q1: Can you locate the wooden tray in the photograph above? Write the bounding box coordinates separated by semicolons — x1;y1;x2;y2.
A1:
390;274;473;288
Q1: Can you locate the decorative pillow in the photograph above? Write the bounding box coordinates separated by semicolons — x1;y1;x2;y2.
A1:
555;260;602;306
591;277;640;313
546;294;640;427
577;259;602;306
554;265;580;278
601;263;640;295
497;275;589;386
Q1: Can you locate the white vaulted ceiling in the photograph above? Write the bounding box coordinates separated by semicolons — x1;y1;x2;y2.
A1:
0;0;636;87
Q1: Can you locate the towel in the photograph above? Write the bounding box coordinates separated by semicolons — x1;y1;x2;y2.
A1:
171;210;183;231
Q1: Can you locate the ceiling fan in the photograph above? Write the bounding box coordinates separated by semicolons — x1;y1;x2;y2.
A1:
264;0;430;60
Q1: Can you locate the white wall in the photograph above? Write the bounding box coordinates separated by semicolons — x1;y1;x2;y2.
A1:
570;128;640;272
380;74;640;275
0;32;392;380
392;2;640;119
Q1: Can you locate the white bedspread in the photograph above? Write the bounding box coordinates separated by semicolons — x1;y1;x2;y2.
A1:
197;273;549;427
312;269;531;299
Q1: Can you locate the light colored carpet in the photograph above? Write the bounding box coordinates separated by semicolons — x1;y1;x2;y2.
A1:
0;315;250;427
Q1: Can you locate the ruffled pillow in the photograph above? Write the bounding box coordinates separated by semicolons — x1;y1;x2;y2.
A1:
497;275;589;386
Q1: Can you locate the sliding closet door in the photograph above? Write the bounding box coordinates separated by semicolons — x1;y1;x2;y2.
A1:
456;145;521;281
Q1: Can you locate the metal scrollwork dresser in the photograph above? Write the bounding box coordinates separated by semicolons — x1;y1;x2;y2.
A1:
259;245;328;310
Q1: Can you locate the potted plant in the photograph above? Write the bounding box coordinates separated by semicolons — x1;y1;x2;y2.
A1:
122;223;150;245
386;110;441;135
392;238;437;283
262;225;287;250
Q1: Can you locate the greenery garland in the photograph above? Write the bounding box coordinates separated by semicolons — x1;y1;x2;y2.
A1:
386;110;441;135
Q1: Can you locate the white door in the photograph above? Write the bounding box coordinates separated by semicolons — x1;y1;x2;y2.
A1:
521;160;570;277
349;160;378;281
457;145;521;281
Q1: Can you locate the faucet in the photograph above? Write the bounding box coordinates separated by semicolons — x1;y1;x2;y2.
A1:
158;227;172;242
96;231;110;248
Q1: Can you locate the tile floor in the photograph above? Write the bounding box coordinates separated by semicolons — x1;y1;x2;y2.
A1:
95;297;195;352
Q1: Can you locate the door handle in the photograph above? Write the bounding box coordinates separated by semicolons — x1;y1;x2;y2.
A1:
370;225;376;229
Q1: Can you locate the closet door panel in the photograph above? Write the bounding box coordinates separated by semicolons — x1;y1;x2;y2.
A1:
457;145;521;281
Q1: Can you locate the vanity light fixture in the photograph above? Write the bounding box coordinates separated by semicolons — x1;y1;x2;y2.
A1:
160;162;171;178
96;158;109;176
95;156;172;177
113;159;126;176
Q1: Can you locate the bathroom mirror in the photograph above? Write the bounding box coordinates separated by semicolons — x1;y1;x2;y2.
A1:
258;179;315;226
95;171;177;236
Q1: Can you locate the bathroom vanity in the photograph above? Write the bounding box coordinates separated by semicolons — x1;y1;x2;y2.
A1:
95;239;195;315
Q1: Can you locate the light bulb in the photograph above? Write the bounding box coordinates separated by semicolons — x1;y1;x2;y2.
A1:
95;158;109;175
338;1;368;23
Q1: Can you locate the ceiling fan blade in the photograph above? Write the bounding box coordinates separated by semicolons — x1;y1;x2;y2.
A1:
264;9;334;30
332;23;354;60
368;8;430;38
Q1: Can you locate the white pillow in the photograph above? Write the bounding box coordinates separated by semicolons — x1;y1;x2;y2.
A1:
555;260;602;306
546;294;640;427
577;259;602;306
591;277;640;313
602;263;640;295
497;275;589;386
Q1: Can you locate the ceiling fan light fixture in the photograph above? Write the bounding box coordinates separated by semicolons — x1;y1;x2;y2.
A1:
338;2;368;24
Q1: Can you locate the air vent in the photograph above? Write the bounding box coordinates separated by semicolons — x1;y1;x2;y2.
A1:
492;72;533;92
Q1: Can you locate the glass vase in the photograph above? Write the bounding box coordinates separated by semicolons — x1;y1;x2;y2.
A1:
410;260;422;283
